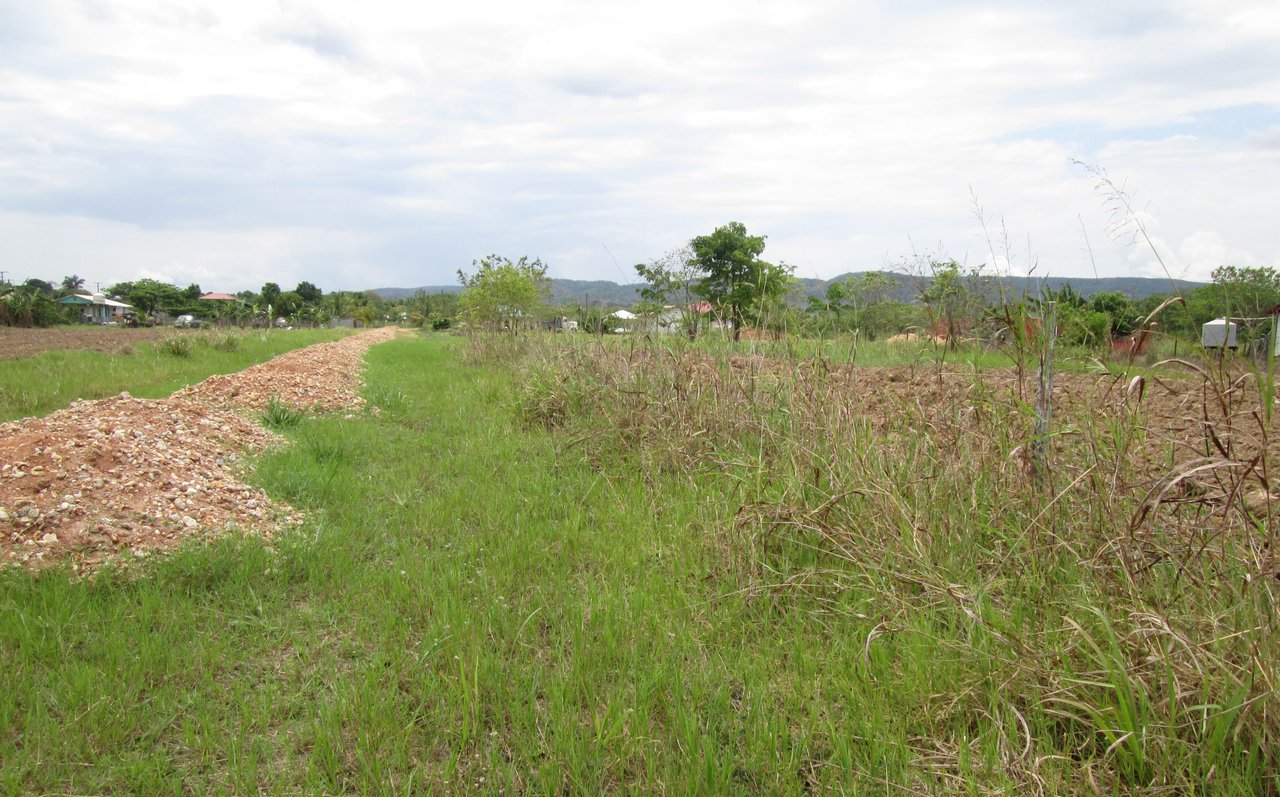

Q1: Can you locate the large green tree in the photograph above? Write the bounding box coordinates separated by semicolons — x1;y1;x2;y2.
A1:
107;278;183;315
1202;266;1280;320
295;281;323;304
457;255;550;332
688;222;792;341
260;282;282;308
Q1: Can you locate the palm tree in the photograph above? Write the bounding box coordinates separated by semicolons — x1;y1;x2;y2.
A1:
60;275;86;294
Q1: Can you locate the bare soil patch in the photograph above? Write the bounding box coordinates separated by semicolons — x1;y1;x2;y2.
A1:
1;328;403;573
0;326;180;360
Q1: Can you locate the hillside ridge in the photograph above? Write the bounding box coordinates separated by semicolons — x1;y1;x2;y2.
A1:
373;273;1204;306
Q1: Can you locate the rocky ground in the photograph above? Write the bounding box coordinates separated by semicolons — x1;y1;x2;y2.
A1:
0;327;402;574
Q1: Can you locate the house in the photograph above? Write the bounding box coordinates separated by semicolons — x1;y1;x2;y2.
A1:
57;293;133;324
642;303;721;336
198;292;241;302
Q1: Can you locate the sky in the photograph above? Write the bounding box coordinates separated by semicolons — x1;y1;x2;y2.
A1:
2;0;1278;294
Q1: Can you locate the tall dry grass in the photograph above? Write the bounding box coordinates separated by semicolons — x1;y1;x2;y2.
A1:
504;329;1278;793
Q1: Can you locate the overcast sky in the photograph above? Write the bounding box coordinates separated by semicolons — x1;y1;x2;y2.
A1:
2;0;1277;294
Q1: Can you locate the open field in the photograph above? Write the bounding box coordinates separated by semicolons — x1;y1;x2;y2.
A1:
0;325;185;361
2;331;1277;794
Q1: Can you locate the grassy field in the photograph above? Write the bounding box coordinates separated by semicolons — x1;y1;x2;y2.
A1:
1;332;1276;794
0;327;355;422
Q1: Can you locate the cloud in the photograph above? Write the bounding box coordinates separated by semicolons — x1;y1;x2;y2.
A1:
1;0;1277;293
1179;230;1259;275
266;7;363;63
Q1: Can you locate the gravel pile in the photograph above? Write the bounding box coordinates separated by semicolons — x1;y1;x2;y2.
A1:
1;328;403;573
173;327;401;412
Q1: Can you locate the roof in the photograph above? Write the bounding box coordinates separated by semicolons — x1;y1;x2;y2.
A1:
199;292;240;301
58;294;131;308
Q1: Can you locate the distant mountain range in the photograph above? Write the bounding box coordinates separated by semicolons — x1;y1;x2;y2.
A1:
374;272;1205;307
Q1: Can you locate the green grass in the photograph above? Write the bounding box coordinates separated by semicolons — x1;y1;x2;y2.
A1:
1;332;1274;794
0;328;355;422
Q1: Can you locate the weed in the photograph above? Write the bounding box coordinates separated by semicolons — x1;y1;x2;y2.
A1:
160;335;194;358
261;396;304;430
507;330;1280;792
202;332;241;352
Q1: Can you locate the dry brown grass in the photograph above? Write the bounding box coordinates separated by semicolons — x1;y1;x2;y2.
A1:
509;333;1280;793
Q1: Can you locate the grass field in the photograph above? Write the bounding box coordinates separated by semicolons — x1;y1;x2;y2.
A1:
1;332;1275;794
0;328;355;422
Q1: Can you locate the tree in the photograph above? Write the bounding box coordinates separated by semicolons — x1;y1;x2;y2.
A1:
260;282;282;308
634;246;701;337
295;281;323;304
352;304;376;327
1;282;62;327
109;278;183;316
60;275;85;293
688;222;792;341
917;260;987;348
275;291;303;319
1088;291;1140;337
1208;265;1280;319
807;272;899;335
457;255;550;332
23;278;54;296
328;291;351;321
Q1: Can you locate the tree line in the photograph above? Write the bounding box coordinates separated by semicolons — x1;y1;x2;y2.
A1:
7;228;1278;348
455;222;1280;351
0;274;459;330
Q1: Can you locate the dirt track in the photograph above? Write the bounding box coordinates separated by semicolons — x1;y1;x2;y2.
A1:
1;328;403;573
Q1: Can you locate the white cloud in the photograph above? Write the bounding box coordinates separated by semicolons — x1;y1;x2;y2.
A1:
0;0;1277;292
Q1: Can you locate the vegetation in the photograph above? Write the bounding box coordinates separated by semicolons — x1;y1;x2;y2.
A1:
505;330;1278;794
3;332;1276;793
687;222;794;340
634;246;703;337
5;251;1276;344
261;395;305;430
0;281;63;327
456;255;551;331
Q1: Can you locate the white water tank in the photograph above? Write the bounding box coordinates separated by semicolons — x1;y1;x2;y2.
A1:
1201;318;1237;348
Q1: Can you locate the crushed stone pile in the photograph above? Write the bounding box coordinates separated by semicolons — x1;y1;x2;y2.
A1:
173;327;401;412
1;328;403;573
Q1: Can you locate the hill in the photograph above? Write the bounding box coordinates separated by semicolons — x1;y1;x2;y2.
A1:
373;273;1205;307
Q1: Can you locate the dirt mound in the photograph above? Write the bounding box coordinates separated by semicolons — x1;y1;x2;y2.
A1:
1;328;404;574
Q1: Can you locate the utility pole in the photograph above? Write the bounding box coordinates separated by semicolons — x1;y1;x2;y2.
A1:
0;270;8;285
